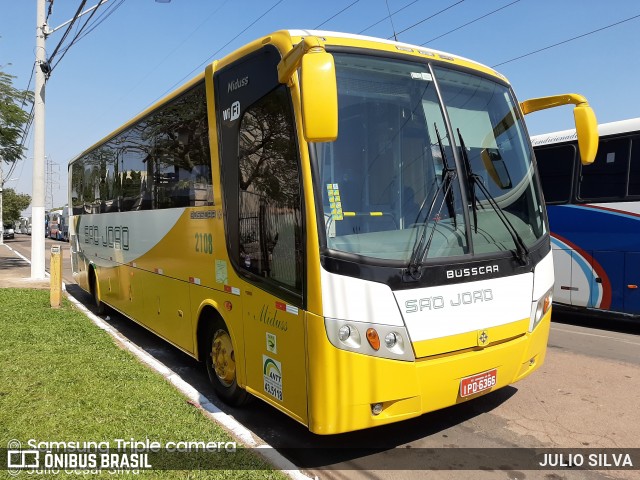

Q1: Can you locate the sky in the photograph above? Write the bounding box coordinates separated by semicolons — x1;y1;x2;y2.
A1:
1;0;639;213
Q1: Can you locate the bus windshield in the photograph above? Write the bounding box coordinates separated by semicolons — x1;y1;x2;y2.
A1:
313;53;546;263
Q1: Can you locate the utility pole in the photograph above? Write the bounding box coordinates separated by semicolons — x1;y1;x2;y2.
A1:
29;0;163;278
31;0;47;279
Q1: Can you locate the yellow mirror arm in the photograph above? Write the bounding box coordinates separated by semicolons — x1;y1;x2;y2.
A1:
520;93;590;115
278;36;326;85
521;94;598;165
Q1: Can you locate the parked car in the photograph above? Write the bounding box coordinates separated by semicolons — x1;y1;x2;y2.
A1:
3;224;15;240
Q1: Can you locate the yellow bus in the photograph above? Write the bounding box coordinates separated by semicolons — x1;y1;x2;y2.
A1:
69;30;598;434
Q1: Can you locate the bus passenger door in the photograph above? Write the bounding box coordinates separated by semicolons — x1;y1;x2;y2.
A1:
567;248;594;308
592;250;622;313
241;288;308;425
551;240;572;305
214;46;309;424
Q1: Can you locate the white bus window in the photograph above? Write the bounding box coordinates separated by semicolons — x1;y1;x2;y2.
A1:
626;135;640;196
535;145;576;203
579;137;630;200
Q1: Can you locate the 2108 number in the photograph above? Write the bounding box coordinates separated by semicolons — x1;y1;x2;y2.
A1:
195;233;213;254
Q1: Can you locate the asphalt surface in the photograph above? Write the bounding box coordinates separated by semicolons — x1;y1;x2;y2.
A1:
0;239;50;289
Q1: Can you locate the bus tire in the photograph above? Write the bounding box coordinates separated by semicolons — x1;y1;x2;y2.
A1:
205;319;251;406
89;267;106;315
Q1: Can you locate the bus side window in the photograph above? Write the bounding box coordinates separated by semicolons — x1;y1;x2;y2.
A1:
535;144;576;203
579;137;630;200
626;135;640;196
237;86;303;293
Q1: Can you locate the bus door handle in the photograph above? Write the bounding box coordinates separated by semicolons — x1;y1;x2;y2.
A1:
628;284;638;289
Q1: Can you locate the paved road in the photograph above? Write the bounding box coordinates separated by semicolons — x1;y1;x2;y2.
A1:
7;233;640;479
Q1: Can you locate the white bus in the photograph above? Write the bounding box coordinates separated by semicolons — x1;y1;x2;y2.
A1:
533;118;640;319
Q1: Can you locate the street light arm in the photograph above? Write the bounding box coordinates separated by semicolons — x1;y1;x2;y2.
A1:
45;0;110;36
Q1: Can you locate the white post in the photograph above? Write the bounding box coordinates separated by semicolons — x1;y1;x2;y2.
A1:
31;0;46;279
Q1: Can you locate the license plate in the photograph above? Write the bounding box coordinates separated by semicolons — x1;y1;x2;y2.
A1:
460;369;497;397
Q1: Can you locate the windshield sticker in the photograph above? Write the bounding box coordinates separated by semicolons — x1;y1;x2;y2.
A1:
411;72;432;81
327;183;343;220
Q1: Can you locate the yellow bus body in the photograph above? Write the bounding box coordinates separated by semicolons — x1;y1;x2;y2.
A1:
70;30;562;434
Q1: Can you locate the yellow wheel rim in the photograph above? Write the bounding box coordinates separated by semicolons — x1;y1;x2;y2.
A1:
211;329;235;387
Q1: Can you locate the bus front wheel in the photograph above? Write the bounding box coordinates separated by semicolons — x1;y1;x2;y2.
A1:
205;320;250;406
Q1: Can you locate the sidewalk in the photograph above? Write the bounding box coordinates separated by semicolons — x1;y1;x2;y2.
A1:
0;243;50;289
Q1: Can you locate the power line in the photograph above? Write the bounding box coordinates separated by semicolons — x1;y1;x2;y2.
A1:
152;0;284;106
50;1;103;73
492;12;640;68
314;0;360;29
358;0;420;35
385;0;398;41
20;64;36;108
110;0;231;109
422;0;521;45
47;0;88;67
46;0;55;22
391;0;464;39
50;0;123;74
62;0;126;50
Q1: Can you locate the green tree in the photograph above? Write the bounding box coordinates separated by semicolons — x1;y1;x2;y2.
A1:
1;69;33;165
2;188;30;224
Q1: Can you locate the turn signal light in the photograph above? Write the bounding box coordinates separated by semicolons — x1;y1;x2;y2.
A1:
366;328;380;351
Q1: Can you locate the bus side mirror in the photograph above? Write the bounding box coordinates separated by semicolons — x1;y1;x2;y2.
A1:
520;93;598;165
573;104;598;165
301;52;338;142
278;36;338;143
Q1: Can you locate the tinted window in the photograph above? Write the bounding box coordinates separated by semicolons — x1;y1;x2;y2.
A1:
535;144;576;203
237;86;303;292
69;82;212;214
579;137;630;200
627;135;640;196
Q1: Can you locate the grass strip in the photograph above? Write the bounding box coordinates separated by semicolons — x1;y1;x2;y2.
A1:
0;289;287;479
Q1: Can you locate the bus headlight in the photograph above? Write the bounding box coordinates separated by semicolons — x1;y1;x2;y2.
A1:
338;325;351;342
384;332;397;348
324;318;414;361
531;288;553;331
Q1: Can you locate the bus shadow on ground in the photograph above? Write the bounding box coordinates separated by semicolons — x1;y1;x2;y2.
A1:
65;283;517;469
552;307;640;335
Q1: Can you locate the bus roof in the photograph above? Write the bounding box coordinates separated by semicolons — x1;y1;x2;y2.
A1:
531;117;640;147
287;29;500;77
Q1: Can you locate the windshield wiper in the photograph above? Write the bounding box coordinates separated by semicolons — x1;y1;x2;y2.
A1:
457;129;529;266
406;126;458;280
435;124;457;228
